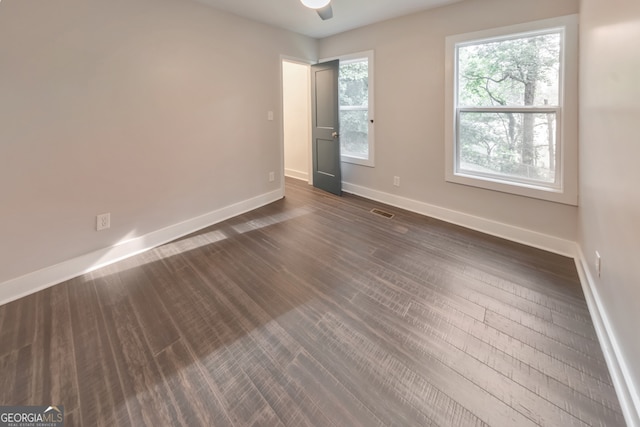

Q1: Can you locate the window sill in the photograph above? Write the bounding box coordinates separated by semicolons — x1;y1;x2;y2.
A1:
446;171;577;206
341;155;374;167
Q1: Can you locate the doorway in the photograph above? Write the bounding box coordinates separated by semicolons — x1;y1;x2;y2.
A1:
282;60;312;184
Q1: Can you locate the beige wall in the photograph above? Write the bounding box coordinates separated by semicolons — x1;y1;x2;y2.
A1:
283;61;311;181
318;0;580;241
579;0;640;415
0;0;316;283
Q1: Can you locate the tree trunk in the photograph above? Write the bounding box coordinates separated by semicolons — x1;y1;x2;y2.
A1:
522;82;536;168
508;113;516;149
547;112;555;172
521;39;539;170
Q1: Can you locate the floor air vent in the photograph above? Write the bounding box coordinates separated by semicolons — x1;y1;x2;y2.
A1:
370;208;395;219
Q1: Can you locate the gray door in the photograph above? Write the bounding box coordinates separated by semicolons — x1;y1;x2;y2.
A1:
311;60;341;196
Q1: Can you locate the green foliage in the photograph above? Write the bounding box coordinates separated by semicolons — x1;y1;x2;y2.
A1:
460;112;556;182
457;31;560;177
459;33;560;107
339;62;368;106
339;60;369;156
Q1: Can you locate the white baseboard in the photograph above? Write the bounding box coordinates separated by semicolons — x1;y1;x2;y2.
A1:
0;189;283;306
575;248;640;427
285;168;309;182
341;182;576;257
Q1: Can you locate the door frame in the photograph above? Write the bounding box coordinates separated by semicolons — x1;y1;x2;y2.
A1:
280;55;314;189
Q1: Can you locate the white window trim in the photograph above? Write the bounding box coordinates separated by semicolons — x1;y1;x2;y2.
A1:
321;50;375;167
444;15;578;205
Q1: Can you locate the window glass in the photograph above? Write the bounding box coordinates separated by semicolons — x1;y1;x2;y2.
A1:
457;33;561;108
339;59;370;160
459;111;556;183
456;31;562;185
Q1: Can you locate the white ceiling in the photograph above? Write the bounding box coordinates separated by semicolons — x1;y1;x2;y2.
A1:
193;0;463;39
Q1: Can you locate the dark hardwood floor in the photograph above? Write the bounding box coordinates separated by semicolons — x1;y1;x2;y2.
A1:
0;177;625;426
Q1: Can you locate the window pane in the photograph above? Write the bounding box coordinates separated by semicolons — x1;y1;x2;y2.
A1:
458;32;561;107
339;59;369;158
339;60;368;107
340;109;369;158
458;111;556;183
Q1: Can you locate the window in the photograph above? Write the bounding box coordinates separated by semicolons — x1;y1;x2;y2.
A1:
324;51;375;166
445;16;578;205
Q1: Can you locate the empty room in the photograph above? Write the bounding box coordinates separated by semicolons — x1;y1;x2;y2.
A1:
0;0;638;426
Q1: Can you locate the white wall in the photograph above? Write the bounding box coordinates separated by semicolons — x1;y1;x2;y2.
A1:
579;0;640;421
0;0;316;284
283;61;311;181
318;0;579;242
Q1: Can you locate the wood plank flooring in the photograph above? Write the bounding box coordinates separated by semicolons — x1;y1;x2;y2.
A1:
0;177;625;426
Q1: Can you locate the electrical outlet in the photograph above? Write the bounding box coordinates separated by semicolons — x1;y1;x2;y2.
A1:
96;213;110;231
595;251;601;278
269;171;275;182
393;176;400;187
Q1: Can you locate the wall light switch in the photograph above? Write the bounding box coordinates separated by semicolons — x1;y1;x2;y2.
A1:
268;111;274;121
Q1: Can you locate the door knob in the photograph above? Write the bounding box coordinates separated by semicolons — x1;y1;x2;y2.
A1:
332;132;339;139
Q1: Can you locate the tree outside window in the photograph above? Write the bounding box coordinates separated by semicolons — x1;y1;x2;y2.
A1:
456;31;562;185
339;60;369;159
